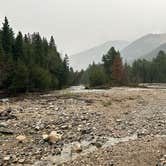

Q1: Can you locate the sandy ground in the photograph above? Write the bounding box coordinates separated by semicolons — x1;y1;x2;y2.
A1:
0;87;166;165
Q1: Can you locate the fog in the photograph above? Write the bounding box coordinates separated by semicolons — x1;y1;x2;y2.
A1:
0;0;166;55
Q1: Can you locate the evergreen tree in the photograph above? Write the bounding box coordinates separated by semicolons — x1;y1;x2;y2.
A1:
29;66;51;91
0;17;71;93
62;54;70;86
32;33;44;66
102;47;119;83
13;31;24;60
89;63;106;87
49;36;56;50
1;17;14;55
10;60;28;92
0;36;5;87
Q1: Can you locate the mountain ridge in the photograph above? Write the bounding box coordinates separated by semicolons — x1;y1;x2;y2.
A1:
70;40;129;70
121;33;166;64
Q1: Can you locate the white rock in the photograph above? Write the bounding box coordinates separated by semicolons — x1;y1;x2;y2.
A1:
16;135;26;143
42;134;49;141
72;142;82;153
48;131;62;143
3;156;10;161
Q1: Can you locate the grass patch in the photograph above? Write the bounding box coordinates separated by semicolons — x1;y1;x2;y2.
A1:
103;100;112;107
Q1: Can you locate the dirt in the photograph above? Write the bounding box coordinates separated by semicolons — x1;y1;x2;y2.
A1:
0;87;166;165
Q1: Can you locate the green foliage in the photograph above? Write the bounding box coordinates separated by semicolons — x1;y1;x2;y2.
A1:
81;47;127;87
82;46;166;88
89;63;106;87
103;100;112;107
13;32;24;60
0;17;70;93
29;66;51;91
10;60;28;92
130;51;166;83
102;47;119;81
1;17;14;55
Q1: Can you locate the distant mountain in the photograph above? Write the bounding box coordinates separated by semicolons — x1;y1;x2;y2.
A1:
121;33;166;64
141;42;166;60
70;40;129;70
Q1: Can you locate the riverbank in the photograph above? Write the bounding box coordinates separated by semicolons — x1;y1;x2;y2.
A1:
0;87;166;165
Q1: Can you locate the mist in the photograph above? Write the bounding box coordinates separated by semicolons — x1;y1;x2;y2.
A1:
0;0;166;55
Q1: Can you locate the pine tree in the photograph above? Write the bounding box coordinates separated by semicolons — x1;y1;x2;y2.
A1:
62;54;70;86
10;60;28;92
89;63;106;87
13;31;24;60
32;33;44;66
1;17;14;55
0;17;72;93
49;36;56;50
0;36;5;87
102;47;119;82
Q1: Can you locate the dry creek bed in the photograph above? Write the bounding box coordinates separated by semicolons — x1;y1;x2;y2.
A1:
0;87;166;166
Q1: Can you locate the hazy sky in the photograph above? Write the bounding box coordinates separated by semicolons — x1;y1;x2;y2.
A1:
0;0;166;55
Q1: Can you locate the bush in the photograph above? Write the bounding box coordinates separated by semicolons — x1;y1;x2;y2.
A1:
89;64;106;87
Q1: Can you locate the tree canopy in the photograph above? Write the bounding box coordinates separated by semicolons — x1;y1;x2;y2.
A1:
0;17;70;93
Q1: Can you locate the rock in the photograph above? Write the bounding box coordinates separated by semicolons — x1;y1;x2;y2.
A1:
1;98;9;103
109;160;114;166
0;122;8;128
157;155;166;166
72;142;82;153
3;156;10;161
61;125;68;130
42;134;49;141
0;129;14;135
48;131;62;143
91;142;102;148
80;128;92;135
137;128;148;138
35;120;44;130
54;107;59;111
0;107;17;120
116;119;122;123
16;135;26;143
19;158;25;163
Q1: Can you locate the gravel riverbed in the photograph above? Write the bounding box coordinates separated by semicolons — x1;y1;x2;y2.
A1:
0;87;166;165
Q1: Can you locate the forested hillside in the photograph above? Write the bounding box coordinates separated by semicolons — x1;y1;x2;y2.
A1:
80;47;166;87
0;17;72;93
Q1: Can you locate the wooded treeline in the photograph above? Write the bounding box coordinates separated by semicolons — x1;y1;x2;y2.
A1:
80;48;166;87
0;17;166;92
0;17;79;93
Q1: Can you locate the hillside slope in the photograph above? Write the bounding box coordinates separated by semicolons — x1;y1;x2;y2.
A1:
121;33;166;64
141;42;166;60
70;40;129;70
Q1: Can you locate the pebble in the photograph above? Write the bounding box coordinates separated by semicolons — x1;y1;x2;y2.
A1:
72;142;82;153
3;156;10;161
44;131;62;143
16;135;26;143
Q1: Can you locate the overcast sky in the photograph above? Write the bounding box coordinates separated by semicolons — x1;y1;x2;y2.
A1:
0;0;166;55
